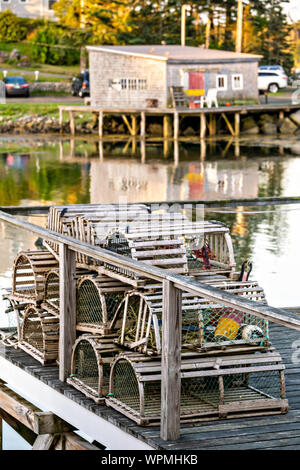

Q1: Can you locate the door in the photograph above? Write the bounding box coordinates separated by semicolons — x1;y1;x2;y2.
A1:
187;72;205;97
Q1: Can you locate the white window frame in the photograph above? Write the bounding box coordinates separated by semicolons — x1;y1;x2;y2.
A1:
232;74;243;90
216;74;227;91
108;78;147;91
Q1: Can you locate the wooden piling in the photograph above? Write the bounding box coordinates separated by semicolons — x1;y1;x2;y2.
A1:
131;115;137;136
59;244;76;382
234;112;240;136
98;111;103;138
200;113;206;139
161;280;182;441
140;112;146;138
59;108;63;134
69;111;75;136
208;114;216;136
174;112;179;140
163;115;172;140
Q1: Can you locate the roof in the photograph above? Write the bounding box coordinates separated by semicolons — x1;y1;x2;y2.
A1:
87;45;262;64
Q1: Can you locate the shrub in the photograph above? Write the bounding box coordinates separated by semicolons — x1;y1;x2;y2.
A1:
0;10;27;42
31;25;84;65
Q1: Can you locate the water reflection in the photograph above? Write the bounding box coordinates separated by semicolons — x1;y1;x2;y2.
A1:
0;135;300;310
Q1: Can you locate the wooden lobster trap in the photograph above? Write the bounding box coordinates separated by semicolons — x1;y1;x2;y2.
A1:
12;250;58;304
44;203;150;258
102;229;189;286
18;304;59;365
107;350;288;425
111;281;269;355
76;274;131;334
66;334;122;404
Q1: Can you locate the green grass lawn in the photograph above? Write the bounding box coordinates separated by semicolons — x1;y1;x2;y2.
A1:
0;102;85;122
0;41;80;76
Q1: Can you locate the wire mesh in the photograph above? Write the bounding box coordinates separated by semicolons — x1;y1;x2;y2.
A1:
200;306;268;346
22;307;43;352
76;278;125;327
112;359;140;413
77;279;104;326
74;339;100;392
44;271;59;312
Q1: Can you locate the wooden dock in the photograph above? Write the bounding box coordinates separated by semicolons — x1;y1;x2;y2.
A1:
59;103;300;139
0;204;300;449
0;321;299;450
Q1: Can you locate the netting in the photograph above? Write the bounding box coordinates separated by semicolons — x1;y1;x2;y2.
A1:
72;338;113;397
112;358;140;413
109;356;284;424
74;340;100;392
22;306;43;352
44;271;59;314
200;306;268;347
76;277;125;328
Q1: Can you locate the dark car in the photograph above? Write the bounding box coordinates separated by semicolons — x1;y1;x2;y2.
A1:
71;70;90;98
4;76;30;97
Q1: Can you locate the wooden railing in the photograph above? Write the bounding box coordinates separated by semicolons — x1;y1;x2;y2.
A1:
1;208;300;441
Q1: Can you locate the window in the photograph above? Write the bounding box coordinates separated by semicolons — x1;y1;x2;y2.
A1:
108;78;147;90
232;74;243;90
216;75;227;91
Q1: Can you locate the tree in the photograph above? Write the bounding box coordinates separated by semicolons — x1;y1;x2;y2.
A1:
53;0;137;44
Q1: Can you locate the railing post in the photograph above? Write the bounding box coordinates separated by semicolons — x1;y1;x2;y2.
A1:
161;280;182;441
59;243;76;382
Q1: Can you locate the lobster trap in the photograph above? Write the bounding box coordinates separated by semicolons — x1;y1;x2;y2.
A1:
76;275;130;334
111;281;269;355
103;230;188;286
18;304;59;365
44;203;150;259
107;350;288;425
66;335;121;403
12;250;58;303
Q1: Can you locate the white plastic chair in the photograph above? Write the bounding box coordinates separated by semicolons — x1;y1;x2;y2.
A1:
200;88;218;108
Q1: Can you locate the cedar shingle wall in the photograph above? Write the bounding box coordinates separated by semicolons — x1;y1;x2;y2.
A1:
89;51;167;108
167;61;259;100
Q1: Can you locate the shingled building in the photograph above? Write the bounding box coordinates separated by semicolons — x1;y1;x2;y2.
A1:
87;45;261;108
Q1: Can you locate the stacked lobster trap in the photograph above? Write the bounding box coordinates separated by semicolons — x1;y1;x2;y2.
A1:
0;203;289;425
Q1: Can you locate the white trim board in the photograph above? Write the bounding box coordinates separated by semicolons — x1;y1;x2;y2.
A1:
0;355;153;450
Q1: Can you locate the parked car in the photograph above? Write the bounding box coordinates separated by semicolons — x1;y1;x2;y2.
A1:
71;70;90;98
288;73;300;88
4;76;30;97
258;71;288;93
259;65;287;76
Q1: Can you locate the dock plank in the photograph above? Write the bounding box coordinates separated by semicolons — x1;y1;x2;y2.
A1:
0;322;299;450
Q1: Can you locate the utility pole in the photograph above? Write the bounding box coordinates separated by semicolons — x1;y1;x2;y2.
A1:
236;0;243;53
181;4;191;46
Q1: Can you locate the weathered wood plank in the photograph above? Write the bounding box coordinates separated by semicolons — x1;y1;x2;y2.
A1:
59;243;76;382
161;280;182;441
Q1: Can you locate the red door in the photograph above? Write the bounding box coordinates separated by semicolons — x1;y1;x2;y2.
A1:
188;72;204;90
